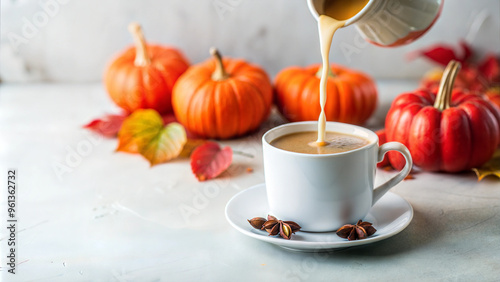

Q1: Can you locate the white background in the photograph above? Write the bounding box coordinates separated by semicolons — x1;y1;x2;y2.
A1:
1;0;499;82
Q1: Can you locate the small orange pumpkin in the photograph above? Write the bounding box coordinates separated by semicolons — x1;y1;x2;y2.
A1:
274;64;378;125
104;23;189;114
172;48;273;139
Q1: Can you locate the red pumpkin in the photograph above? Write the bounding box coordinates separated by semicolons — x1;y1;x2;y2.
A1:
478;54;500;86
274;64;377;125
385;61;500;172
104;23;189;114
375;129;390;168
172;48;273;139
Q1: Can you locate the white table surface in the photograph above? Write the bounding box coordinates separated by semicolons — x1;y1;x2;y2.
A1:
1;82;499;281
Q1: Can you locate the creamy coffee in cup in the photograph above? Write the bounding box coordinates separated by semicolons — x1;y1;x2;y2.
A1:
270;131;369;155
262;121;412;232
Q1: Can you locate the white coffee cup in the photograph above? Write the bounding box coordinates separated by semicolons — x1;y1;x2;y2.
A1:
262;122;412;232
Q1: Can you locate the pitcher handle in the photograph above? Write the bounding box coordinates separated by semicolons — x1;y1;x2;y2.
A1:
372;142;413;205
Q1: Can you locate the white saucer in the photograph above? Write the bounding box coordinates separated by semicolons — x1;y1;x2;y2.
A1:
225;183;413;252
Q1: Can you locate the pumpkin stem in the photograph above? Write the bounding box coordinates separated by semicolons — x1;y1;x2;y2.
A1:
433;60;461;111
210;47;229;81
315;66;335;78
128;22;151;67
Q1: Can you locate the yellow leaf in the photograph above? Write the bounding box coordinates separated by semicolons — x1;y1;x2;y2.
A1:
117;110;163;153
117;109;187;165
472;149;500;181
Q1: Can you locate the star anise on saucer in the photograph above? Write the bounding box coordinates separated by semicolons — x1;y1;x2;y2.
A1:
336;220;377;241
248;215;301;240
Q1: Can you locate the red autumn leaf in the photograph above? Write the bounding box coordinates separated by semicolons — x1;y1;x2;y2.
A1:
83;113;128;137
408;40;473;66
84;112;199;139
162;113;178;125
478;54;500;85
409;45;458;66
459;40;473;62
190;141;232;181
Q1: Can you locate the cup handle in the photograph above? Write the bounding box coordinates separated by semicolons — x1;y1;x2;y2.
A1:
372;142;413;205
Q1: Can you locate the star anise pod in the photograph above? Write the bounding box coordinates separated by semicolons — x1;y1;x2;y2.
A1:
247;217;267;229
336;220;377;241
248;215;301;240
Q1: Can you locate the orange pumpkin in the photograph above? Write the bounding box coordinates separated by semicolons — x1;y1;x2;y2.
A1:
104;23;189;114
172;48;273;139
274;64;378;125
